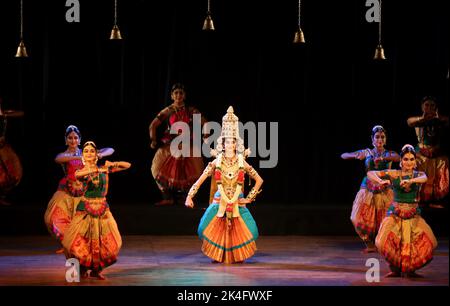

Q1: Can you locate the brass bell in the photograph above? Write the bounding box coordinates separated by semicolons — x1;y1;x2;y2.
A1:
15;40;28;58
202;14;215;31
293;27;305;44
374;44;386;60
110;24;123;40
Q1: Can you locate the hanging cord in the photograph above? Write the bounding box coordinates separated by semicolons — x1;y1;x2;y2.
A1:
298;0;302;27
114;0;118;26
378;0;382;44
19;0;24;40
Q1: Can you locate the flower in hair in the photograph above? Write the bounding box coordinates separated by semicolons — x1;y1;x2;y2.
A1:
402;144;415;152
372;125;384;132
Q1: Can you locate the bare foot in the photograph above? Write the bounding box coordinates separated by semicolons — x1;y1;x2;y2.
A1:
385;271;401;278
90;271;106;280
80;267;89;279
55;248;65;254
361;247;377;254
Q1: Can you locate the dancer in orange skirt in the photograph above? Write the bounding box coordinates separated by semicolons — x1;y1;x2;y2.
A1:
44;125;114;253
407;96;449;208
62;141;130;280
149;83;207;205
0;102;23;206
341;125;400;253
368;144;438;277
185;106;263;263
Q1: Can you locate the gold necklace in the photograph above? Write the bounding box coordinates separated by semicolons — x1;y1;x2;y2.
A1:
401;170;413;178
223;156;237;167
372;148;385;158
66;148;80;157
88;166;100;186
172;104;185;118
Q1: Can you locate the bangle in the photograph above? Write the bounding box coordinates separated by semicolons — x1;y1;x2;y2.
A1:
188;184;199;198
246;187;261;202
203;162;214;176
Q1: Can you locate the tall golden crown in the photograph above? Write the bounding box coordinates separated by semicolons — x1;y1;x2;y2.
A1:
214;106;246;154
220;106;239;139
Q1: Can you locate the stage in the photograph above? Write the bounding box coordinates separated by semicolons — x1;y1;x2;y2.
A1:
0;235;447;286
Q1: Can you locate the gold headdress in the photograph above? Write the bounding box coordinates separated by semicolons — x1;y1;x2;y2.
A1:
214;106;246;155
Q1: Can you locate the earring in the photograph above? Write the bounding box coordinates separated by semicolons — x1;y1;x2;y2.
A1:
399;162;403;168
81;156;86;165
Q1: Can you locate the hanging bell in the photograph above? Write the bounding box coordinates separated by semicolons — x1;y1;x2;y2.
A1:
202;14;215;31
293;27;305;44
374;44;386;60
15;40;28;58
110;24;123;40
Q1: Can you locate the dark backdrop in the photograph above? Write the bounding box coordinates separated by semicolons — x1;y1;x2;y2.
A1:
0;0;449;208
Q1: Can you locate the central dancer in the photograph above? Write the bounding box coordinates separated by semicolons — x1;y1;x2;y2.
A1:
185;106;263;263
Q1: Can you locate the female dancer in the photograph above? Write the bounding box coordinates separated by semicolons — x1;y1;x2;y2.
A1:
341;125;400;253
62;141;130;280
185;106;263;263
407;96;449;207
369;144;437;277
44;125;114;252
0;106;23;206
149;83;206;205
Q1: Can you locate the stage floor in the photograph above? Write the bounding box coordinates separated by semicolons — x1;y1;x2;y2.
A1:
0;235;448;286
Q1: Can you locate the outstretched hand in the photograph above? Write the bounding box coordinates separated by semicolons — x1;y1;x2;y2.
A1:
150;140;158;150
185;196;194;208
378;179;391;187
400;179;413;189
238;198;252;205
